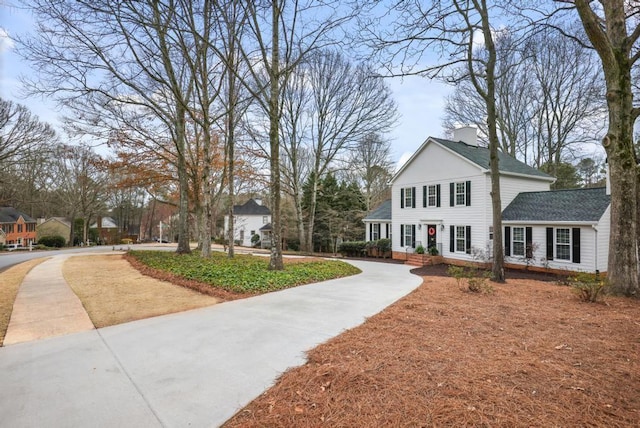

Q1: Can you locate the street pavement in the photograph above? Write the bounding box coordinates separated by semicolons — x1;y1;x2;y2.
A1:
0;257;422;427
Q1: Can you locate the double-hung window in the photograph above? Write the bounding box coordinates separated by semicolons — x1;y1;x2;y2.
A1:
404;225;413;248
455;226;466;252
404;187;413;208
372;224;380;240
512;227;525;257
455;182;466;206
427;185;437;207
556;228;571;261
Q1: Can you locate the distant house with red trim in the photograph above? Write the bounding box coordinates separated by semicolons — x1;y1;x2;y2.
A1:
0;207;37;247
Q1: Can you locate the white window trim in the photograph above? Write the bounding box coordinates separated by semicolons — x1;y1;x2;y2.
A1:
404;224;413;248
403;187;413;208
427;185;437;207
455;226;466;253
512;226;525;257
555;228;571;261
372;223;380;241
455;182;466;206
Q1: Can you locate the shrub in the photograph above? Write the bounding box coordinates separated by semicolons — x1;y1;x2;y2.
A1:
415;244;425;254
338;241;366;257
376;238;391;253
447;264;493;294
38;235;66;248
251;234;260;247
121;238;133;245
571;273;608;302
428;246;439;256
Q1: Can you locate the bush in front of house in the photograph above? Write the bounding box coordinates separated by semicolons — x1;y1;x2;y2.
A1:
38;235;66;248
251;234;260;248
571;272;608;302
338;241;367;257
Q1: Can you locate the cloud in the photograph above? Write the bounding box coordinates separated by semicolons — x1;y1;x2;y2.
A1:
0;27;15;53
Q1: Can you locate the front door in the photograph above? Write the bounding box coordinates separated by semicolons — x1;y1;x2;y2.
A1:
427;224;437;250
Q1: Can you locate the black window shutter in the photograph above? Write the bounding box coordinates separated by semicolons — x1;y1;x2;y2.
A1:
411;225;416;247
385;223;389;239
465;226;471;254
450;225;455;252
369;223;372;241
412;187;416;208
423;186;427;207
400;224;404;247
546;227;554;261
450;183;455;206
466;181;471;206
526;227;533;259
504;226;511;256
400;188;404;208
436;184;441;207
572;228;581;263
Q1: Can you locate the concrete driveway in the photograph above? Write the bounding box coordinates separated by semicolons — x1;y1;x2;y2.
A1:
0;259;421;427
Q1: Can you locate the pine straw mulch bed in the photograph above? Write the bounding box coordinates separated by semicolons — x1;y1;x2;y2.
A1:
123;253;326;302
224;269;640;427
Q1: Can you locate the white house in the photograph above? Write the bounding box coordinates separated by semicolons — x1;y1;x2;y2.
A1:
380;126;610;274
363;199;392;242
224;198;271;247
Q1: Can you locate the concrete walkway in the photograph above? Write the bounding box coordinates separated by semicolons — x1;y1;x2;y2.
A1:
4;255;94;345
0;258;422;427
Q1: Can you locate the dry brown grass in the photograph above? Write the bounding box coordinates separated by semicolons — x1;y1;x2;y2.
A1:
0;258;48;345
225;275;640;427
63;254;218;328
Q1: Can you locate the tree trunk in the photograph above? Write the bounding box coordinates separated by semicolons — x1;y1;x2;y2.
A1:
268;1;283;270
175;104;191;254
573;0;639;296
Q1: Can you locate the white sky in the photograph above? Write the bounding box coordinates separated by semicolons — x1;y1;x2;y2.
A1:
0;5;451;169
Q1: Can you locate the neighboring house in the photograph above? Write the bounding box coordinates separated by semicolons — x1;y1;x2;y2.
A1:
0;207;37;247
224;198;271;247
362;199;392;242
382;126;611;274
36;217;72;244
0;228;6;246
90;216;119;244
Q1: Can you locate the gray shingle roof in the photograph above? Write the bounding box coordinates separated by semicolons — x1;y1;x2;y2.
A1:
0;207;36;223
432;138;553;179
363;200;391;221
502;187;610;222
233;198;271;215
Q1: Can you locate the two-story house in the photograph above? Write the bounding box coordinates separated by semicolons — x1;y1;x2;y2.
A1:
368;127;610;274
0;207;37;247
224;198;271;247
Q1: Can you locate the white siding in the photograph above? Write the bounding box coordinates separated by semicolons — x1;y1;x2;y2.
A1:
224;214;271;247
504;224;600;273
392;141;489;260
596;207;610;273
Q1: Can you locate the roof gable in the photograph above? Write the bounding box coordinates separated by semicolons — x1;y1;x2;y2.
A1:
392;137;553;183
233;198;271;216
363;200;391;221
502;187;610;223
0;207;36;223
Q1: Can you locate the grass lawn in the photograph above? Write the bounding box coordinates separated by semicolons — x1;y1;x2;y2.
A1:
224;272;640;427
127;250;361;295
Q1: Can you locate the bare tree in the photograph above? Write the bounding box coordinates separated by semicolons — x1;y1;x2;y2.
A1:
0;98;56;167
19;0;205;254
348;133;394;212
443;26;604;170
52;144;107;245
229;1;357;269
361;0;509;281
